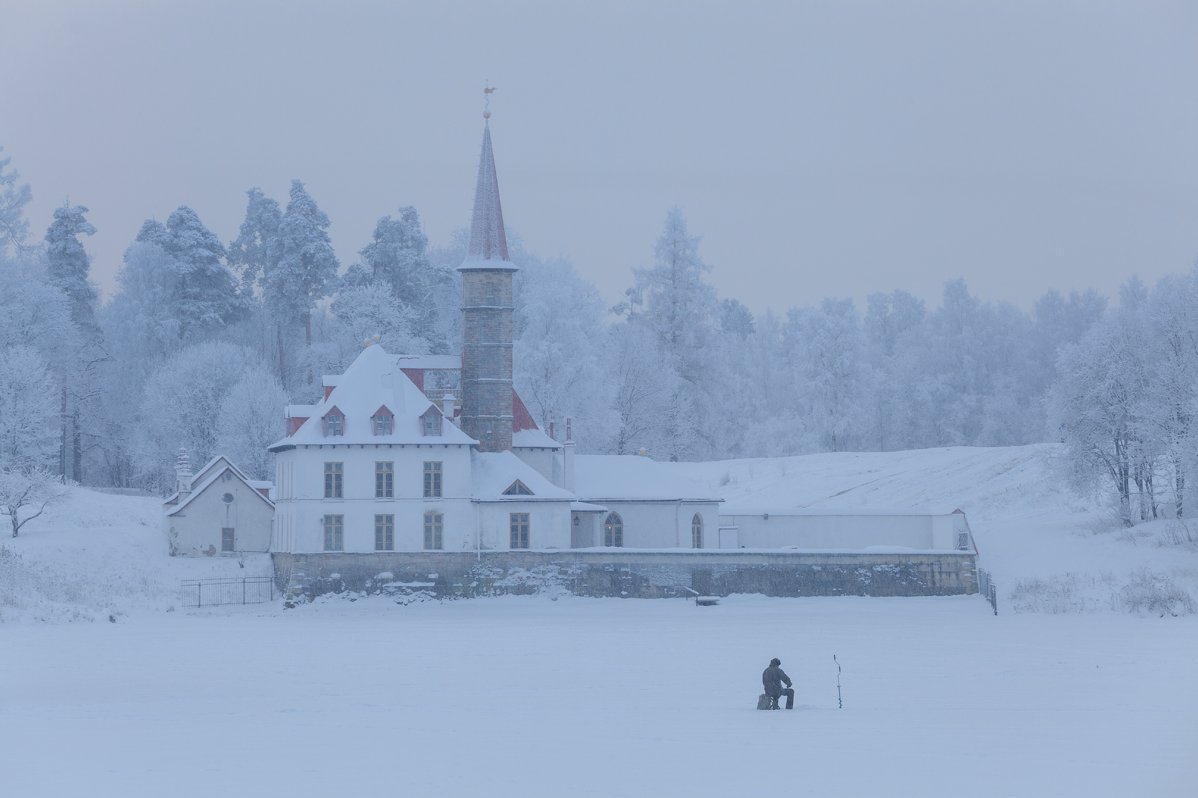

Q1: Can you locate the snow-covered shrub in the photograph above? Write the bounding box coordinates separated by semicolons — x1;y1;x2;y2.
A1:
1008;572;1119;614
1117;570;1195;617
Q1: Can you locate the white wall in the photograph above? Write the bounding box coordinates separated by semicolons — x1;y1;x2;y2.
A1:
587;501;720;549
476;501;572;550
721;512;971;551
513;448;556;483
274;443;478;553
167;473;273;556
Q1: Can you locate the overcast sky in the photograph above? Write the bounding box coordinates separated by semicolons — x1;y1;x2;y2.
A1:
3;0;1197;314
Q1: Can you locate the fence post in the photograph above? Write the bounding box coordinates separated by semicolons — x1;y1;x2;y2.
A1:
197;582;202;608
243;578;247;606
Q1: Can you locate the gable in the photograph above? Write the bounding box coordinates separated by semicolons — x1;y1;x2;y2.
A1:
502;479;534;496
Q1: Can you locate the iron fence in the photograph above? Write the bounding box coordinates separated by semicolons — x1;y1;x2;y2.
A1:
977;568;998;615
181;576;275;608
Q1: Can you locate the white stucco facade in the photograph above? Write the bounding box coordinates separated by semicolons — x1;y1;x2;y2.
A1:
164;457;274;557
718;509;974;551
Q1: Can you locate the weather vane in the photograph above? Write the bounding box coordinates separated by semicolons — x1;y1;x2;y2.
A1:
483;81;497;119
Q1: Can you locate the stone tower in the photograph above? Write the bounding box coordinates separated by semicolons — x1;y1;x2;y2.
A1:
458;117;517;452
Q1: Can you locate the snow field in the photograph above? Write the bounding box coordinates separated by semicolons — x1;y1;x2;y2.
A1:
3;595;1195;797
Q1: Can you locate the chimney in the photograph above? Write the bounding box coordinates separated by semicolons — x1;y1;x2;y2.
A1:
563;417;576;491
442;392;457;424
548;418;556;441
175;447;193;497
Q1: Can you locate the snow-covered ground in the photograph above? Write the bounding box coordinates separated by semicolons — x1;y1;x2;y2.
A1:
2;445;1196;796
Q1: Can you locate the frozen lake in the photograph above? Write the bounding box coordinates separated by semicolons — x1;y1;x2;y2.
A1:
3;594;1194;797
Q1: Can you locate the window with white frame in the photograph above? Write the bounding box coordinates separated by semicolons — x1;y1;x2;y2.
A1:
691;513;704;549
375;461;394;498
324;462;343;498
373;411;393;436
221;527;235;552
423;511;443;550
374;514;394;551
422;411;442;437
604;512;623;547
322;514;344;551
423;461;442;498
510;512;530;549
324;410;344;436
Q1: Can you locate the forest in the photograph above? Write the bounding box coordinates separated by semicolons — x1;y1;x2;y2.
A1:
1;145;1194;528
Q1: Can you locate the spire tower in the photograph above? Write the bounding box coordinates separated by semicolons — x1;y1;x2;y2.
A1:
458;97;517;452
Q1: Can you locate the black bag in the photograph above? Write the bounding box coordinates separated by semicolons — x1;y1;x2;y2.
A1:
757;693;772;710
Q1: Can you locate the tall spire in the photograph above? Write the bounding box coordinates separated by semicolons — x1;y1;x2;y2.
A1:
461;118;512;268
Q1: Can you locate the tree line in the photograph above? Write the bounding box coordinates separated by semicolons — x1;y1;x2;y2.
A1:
0;145;1191;528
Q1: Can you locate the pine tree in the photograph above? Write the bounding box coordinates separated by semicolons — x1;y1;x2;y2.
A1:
351;206;450;349
44;204;103;483
0;146;32;257
44;204;99;337
267;180;339;348
164;206;242;341
228;188;282;298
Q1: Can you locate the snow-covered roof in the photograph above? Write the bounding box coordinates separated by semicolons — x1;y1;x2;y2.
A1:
512;428;561;449
166;461;275;517
573;455;722;502
470;450;575;502
395;354;461;370
571;501;608;513
458;121;516;272
270;345;477;450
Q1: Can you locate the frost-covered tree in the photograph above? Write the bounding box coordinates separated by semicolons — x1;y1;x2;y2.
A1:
626;208;720;458
864;290;926;450
607;321;684;457
163;207;243;341
44;204;99;336
513;255;614;450
0;467;63;537
0;146;32;257
329;284;424;364
267;181;339;347
43;204;105;481
0;345;60;472
345;207;451;351
784;298;873;452
214;370;288;481
228;187;282;298
1049;288;1155;527
132;342;268;491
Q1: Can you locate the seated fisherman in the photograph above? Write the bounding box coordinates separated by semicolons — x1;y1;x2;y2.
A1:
762;657;794;710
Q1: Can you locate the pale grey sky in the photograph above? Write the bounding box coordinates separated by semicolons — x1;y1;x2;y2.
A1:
3;0;1197;314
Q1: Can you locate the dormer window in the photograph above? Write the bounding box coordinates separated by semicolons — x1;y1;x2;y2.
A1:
372;406;394;436
323;407;345;437
502;479;534;496
421;406;442;437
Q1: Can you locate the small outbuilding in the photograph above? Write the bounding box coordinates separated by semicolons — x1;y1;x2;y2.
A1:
163;452;275;557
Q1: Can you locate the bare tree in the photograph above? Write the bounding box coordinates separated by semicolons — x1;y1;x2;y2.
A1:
0;468;63;537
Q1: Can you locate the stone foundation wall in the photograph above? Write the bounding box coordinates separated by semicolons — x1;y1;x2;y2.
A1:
273;550;978;600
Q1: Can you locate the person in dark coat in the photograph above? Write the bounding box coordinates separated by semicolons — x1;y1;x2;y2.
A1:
762;657;794;709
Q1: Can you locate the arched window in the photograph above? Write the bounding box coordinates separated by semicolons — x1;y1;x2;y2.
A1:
604;512;623;547
692;513;703;549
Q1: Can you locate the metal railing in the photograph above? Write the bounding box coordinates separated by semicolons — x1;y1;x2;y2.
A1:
181;576;275;608
977;568;998;615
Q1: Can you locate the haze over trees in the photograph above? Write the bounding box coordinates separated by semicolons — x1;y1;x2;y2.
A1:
0;144;1192;529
